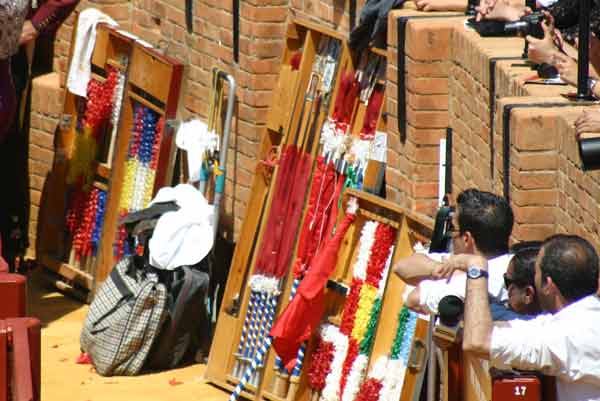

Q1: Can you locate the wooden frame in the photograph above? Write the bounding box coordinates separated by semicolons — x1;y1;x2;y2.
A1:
37;22;184;296
206;18;394;401
94;44;183;289
37;24;135;295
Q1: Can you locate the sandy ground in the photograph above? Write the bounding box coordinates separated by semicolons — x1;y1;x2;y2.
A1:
28;267;230;401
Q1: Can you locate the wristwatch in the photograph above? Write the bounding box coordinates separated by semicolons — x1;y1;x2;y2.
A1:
467;265;489;280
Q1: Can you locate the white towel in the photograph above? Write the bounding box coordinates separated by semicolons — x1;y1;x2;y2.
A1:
66;9;117;97
148;184;215;270
175;119;218;182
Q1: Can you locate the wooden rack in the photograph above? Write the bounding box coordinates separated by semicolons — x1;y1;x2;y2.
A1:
37;23;183;297
37;24;134;296
205;16;425;398
95;44;183;288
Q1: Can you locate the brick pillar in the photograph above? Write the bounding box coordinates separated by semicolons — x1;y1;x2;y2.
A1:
386;9;463;222
27;73;65;258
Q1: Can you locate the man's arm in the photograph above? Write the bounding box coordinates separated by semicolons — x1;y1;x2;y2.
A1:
462;257;493;359
405;287;428;314
28;0;79;38
436;254;493;358
393;253;442;286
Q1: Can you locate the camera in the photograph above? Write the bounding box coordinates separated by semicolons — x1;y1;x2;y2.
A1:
429;205;455;253
504;12;545;39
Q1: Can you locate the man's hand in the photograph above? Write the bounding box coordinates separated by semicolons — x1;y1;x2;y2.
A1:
433;254;488;279
575;109;600;137
526;13;560;64
19;21;39;46
476;0;522;22
415;0;468;12
553;52;578;86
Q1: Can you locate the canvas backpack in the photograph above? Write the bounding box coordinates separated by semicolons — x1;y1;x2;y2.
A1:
80;257;167;376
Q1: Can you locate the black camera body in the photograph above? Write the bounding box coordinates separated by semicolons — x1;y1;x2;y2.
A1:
504;12;545;39
429;205;455;253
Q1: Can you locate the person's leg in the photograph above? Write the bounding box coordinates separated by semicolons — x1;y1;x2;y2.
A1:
0;59;17;143
0;47;30;271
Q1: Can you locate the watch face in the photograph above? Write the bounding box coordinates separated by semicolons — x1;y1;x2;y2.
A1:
467;266;488;279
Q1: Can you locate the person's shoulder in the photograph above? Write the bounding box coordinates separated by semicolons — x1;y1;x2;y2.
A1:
490;302;537;322
488;253;513;268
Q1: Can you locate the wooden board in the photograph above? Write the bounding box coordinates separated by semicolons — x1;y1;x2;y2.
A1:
94;43;183;290
37;23;135;292
207;18;395;401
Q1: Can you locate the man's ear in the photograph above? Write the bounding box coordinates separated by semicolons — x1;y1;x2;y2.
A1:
463;231;476;252
524;285;536;304
543;275;559;295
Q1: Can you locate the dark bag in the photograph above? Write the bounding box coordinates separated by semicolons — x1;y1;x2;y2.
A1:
80;257;167;376
349;0;406;52
145;262;210;370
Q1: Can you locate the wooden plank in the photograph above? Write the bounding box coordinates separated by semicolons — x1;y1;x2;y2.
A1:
285;30;319;147
128;91;165;115
370;47;387;58
292;17;347;42
463;354;492;401
367;215;414;364
400;317;429;400
91;26;109;68
94;98;134;289
94;43;183;289
39;253;94;290
128;46;174;103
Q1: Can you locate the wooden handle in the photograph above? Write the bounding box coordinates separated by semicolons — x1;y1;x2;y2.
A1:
407;338;427;372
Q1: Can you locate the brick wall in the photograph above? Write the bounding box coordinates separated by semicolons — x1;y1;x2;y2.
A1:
386;9;464;223
556;110;600;245
448;21;599;246
30;0;367;255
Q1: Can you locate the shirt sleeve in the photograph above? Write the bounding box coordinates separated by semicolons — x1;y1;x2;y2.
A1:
30;0;79;35
418;273;467;314
490;316;566;376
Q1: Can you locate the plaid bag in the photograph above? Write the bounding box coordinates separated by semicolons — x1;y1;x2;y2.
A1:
80;257;167;376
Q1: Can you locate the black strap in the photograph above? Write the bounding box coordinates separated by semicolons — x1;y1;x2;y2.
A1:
233;0;240;63
445;127;453;194
488;56;523;177
110;263;134;298
396;14;461;143
501;101;596;201
185;0;193;33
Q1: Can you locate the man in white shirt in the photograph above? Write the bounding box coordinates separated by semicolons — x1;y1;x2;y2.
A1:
393;188;514;314
446;235;600;401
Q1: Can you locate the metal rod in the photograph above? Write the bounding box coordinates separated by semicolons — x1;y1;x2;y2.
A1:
427;314;437;401
213;71;236;240
577;0;591;99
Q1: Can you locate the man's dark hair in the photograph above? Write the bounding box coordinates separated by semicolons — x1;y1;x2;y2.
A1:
510;242;542;287
540;235;599;303
456;189;513;257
